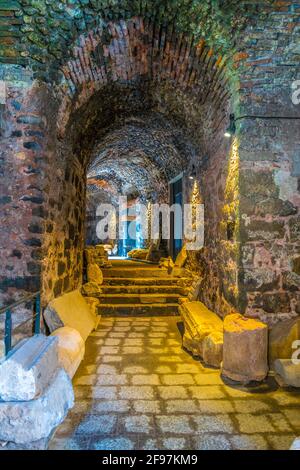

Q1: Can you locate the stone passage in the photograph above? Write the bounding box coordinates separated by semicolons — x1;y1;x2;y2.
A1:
49;317;300;451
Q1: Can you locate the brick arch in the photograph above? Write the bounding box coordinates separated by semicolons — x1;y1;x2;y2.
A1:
56;17;231;141
36;12;234;306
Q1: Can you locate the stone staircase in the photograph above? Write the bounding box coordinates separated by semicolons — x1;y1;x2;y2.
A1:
98;260;189;316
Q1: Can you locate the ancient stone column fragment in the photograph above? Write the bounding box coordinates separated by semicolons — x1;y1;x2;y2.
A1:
222;313;268;383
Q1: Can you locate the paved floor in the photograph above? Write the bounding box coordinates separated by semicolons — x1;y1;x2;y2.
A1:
49;316;300;450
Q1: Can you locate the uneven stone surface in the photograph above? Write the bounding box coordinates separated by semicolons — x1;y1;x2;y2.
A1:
202;331;223;368
44;290;97;341
187;277;203;302
180;301;223;366
128;249;149;260
81;282;102;297
274;359;300;389
0;369;74;445
0;335;58;402
222;314;268;384
181;302;223;338
174;246;187;268
51;327;85;379
87;264;103;285
48;316;300;451
182;329;200;357
84;297;101;323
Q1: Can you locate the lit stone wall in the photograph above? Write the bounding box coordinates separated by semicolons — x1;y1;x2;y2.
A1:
237;5;300;325
0;78;47;306
0;77;86;307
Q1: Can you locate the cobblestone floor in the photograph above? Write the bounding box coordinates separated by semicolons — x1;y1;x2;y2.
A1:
49;316;300;450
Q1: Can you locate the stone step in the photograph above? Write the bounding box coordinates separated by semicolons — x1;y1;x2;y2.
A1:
98;293;182;304
101;268;167;278
97;303;180;316
102;277;189;286
101;285;184;295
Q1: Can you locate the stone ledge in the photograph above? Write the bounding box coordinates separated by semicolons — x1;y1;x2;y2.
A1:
274;359;300;388
51;327;85;379
44;289;97;341
180;301;223;367
0;334;58;402
0;368;74;444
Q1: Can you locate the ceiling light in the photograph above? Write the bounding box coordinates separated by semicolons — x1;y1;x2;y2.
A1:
189;164;196;180
224;114;236;138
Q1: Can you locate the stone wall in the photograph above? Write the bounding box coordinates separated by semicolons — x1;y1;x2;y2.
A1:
85;188;117;247
237;2;300;325
41;150;86;306
0;76;86;308
0;77;45;306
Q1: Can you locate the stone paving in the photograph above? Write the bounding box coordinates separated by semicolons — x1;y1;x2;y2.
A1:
49;316;300;450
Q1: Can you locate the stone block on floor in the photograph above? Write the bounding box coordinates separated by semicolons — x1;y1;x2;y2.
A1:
202;331;223;368
187;277;202;301
0;369;74;444
87;263;103;284
0;334;58;402
222;314;268;384
274;359;300;388
51;326;85;378
44;289;97;341
180;301;223;367
182;329;200;356
84;297;101;329
81;282;102;297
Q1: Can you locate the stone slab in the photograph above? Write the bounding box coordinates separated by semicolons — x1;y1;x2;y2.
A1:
274;359;300;388
87;263;103;284
180;301;223;348
182;330;200;356
51;327;85;378
0;368;74;444
180;301;223;367
44;289;97;341
202;331;223;368
0;335;58;402
84;297;101;329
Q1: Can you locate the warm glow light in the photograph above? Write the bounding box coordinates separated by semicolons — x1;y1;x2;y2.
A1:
222;136;240;299
224;114;236;138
